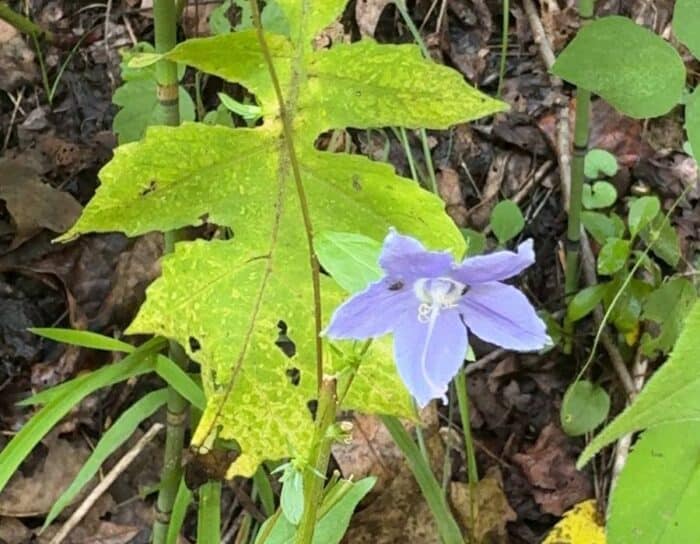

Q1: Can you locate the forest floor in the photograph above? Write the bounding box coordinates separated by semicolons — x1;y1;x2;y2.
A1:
0;0;698;543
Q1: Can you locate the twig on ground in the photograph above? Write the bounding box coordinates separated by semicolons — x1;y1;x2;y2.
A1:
50;423;164;544
465;348;506;376
2;87;25;152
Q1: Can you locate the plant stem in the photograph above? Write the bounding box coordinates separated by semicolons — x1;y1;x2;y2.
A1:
296;377;338;544
497;0;510;97
0;2;55;42
562;0;594;354
248;0;324;387
197;480;222;543
382;415;464;544
455;367;478;539
151;2;187;543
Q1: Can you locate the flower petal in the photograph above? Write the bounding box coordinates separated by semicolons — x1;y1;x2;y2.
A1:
379;229;453;281
324;277;417;339
451;239;535;284
393;308;468;407
459;281;550;351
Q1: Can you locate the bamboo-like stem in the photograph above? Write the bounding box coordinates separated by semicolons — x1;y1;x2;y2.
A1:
0;1;55;42
248;0;323;387
295;377;338;544
382;415;464;544
562;0;594;354
497;0;510;97
455;367;478;539
151;2;186;543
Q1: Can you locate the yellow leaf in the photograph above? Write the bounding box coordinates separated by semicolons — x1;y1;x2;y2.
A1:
542;499;606;544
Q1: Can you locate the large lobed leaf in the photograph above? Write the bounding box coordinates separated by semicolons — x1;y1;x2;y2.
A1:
64;1;505;476
578;300;700;467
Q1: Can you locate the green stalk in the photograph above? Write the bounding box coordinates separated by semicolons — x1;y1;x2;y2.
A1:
382;415;464;544
455;368;478;538
151;2;187;542
0;2;55;42
562;0;594;354
295;377;338;544
497;0;510;97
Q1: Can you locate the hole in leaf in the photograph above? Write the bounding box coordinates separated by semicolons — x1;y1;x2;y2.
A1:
285;367;301;386
139;180;157;196
188;337;201;352
307;399;318;420
275;320;296;358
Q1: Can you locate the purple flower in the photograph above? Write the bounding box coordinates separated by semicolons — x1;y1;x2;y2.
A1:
324;229;551;407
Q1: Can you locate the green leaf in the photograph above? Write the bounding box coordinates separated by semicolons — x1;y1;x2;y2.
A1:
279;465;305;525
0;338;162;494
209;0;233;34
581;211;625;245
597;238;630;275
608;278;652;334
29;327;134;353
640;213;681;267
489;200;525;244
567;283;610;322
582;181;617;210
256;477;376;544
608;422;700;543
584;149;618;179
202;104;234;127
460;228;485;256
684;86;700;165
641;278;697;356
154;355;206;410
197;480;221;544
63;2;503;477
43;389;168;529
560;380;610;436
673;0;700;58
551;16;685;118
578;300;700;467
167;477;193;544
314;231;382;294
113;80;195;144
217;92;261;121
628;196;660;237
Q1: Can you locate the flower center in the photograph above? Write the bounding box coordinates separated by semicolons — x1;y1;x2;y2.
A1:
413;277;466;323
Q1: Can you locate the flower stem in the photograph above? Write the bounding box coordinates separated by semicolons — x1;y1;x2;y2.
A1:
382;415;464;544
562;0;594;354
295;377;338;544
151;1;187;542
455;367;478;538
248;0;323;387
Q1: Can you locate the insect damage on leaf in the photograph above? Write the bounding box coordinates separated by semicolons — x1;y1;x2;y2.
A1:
64;0;506;477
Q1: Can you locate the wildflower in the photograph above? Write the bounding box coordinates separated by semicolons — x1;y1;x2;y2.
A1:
324;229;550;407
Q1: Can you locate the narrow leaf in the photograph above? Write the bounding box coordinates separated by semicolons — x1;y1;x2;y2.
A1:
43;389;168;528
567;283;610;322
167;477;193;544
29;327;134;353
154;355;206;410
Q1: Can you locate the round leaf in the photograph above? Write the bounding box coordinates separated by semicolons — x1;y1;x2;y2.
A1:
628;196;660;237
582;181;617;210
489;200;524;244
551;16;685;118
597;238;630;275
584;149;618;179
581;211;625;245
673;0;700;59
561;380;610;436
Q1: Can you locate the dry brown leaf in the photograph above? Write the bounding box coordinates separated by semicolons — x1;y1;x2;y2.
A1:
450;466;517;544
437;167;468;227
0;433;91;517
0;158;82;249
512;424;592;516
0;20;39;92
355;0;392;37
0;517;31;544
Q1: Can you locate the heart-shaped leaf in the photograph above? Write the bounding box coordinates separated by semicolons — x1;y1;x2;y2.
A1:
582;181;617;210
489;200;525;244
561;380;610;437
584;149;618;179
552;16;685;118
